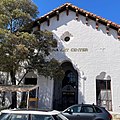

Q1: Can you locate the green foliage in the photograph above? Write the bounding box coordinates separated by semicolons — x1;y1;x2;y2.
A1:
0;29;36;72
0;28;63;79
0;0;64;81
24;31;63;79
0;0;38;31
0;0;38;73
0;0;64;109
42;58;65;80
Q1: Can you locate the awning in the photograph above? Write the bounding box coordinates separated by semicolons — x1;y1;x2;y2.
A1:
0;85;39;92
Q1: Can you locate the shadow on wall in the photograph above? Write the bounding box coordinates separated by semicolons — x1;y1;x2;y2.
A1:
78;90;85;104
52;33;86;110
78;71;86;104
38;28;86;109
38;85;52;109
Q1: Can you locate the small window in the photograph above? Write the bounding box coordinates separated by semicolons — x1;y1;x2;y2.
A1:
60;31;73;42
64;36;70;42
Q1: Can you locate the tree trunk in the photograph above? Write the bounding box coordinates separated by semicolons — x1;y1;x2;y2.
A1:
10;70;17;108
11;92;17;108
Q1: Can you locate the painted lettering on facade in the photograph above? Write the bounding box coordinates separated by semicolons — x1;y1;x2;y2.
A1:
70;48;88;52
53;48;88;52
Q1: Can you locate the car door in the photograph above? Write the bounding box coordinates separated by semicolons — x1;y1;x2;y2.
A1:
78;105;96;120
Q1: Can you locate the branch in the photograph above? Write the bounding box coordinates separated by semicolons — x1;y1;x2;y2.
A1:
17;71;28;85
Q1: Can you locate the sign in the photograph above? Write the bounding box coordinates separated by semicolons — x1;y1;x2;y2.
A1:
53;48;88;52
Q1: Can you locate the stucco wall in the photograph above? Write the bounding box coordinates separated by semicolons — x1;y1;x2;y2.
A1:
24;72;53;109
38;10;120;112
37;76;53;109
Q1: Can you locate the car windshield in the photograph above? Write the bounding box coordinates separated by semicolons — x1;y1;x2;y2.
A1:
32;114;52;120
53;113;68;120
0;113;10;120
0;113;67;120
0;113;28;120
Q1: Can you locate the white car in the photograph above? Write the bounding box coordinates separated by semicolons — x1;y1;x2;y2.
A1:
0;109;69;120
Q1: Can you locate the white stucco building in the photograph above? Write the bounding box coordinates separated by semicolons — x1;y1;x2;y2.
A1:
25;3;120;112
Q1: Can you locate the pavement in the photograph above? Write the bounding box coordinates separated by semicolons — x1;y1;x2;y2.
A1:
111;112;120;120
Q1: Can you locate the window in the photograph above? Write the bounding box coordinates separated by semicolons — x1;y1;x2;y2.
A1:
62;70;77;87
81;106;94;113
60;31;73;42
95;106;102;113
67;71;76;83
53;115;62;120
0;113;10;120
71;106;81;113
64;36;70;42
24;78;37;98
32;115;52;120
9;114;28;120
53;114;68;120
96;79;112;111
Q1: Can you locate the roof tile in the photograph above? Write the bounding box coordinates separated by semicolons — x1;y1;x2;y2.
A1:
34;3;120;31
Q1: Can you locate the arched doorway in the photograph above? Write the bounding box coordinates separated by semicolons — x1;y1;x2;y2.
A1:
53;61;78;110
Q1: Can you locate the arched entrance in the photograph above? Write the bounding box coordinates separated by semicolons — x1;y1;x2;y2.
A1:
53;61;78;110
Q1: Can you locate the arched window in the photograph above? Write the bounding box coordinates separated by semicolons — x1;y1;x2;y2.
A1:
62;70;77;87
67;70;76;83
96;72;112;111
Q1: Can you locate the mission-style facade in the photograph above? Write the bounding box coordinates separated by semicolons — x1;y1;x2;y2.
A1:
24;3;120;112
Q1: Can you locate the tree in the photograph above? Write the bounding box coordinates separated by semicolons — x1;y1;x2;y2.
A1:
0;0;64;108
0;0;39;108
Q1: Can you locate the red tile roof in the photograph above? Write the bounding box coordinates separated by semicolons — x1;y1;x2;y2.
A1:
34;3;120;31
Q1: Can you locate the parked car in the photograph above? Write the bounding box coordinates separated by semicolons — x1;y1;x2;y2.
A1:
0;109;69;120
62;104;112;120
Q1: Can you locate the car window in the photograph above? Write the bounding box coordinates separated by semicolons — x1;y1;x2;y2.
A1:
81;106;95;113
95;106;102;113
53;114;68;120
57;114;68;120
9;114;28;120
32;115;53;120
68;105;81;113
0;113;10;120
53;115;63;120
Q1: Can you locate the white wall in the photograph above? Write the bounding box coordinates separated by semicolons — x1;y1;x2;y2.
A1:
39;10;120;112
24;72;53;109
37;76;53;109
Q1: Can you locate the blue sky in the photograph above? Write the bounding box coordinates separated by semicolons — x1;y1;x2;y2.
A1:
32;0;120;25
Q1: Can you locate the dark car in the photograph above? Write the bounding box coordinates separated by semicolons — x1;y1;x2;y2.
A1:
0;109;69;120
62;104;112;120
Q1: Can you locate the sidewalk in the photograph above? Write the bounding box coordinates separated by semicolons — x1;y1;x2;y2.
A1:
111;112;120;120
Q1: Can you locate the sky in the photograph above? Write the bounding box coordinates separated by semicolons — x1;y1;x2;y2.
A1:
32;0;120;25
